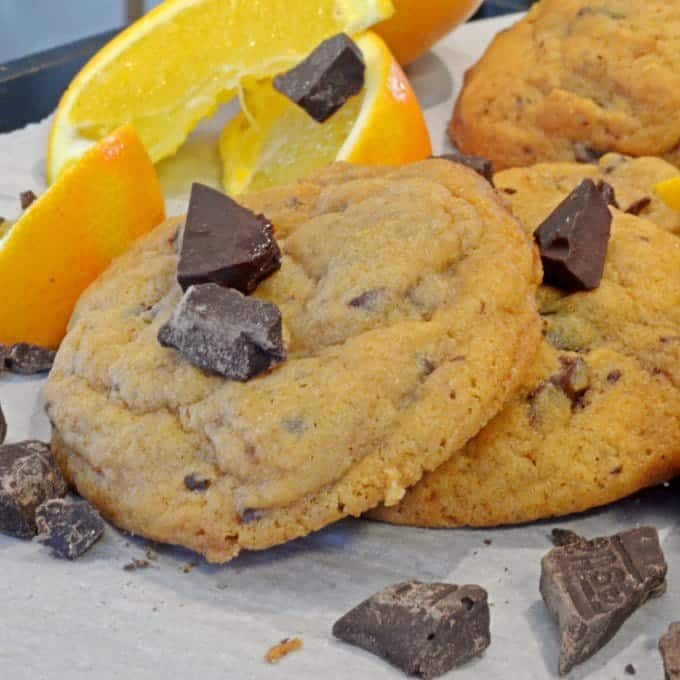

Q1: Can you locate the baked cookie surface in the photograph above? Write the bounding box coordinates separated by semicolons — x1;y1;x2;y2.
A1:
450;0;680;170
45;160;542;562
371;163;680;527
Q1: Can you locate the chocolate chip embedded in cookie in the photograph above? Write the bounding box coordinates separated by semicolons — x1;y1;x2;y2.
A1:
370;161;680;528
333;581;490;679
541;527;667;675
450;1;680;170
44;160;542;563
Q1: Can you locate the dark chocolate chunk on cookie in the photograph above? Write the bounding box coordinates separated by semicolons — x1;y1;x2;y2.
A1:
550;357;590;406
36;497;104;559
540;526;667;676
0;441;67;538
534;179;612;291
625;196;652;216
660;622;680;679
273;33;365;123
333;581;490;679
178;183;281;293
435;150;494;185
5;343;56;374
158;283;286;381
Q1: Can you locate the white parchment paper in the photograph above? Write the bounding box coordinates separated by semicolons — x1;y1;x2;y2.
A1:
1;14;678;680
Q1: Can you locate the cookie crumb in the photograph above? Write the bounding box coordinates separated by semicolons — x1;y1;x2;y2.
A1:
265;637;303;663
123;559;151;571
181;560;197;574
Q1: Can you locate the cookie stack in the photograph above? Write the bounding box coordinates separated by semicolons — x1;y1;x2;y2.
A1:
44;0;680;567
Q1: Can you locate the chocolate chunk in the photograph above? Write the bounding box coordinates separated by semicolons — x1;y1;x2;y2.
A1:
540;526;667;675
0;404;5;445
184;474;211;492
273;33;365;123
573;143;604;164
0;441;67;538
158;284;286;381
607;369;622;383
595;180;619;209
177;183;281;293
333;581;490;679
550;357;590;406
35;497;104;560
20;190;37;210
550;528;583;547
624;196;652;216
5;343;56;374
660;622;680;679
434;150;494;185
348;288;385;310
534;179;612;291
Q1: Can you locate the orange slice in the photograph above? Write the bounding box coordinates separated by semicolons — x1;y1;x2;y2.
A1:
654;176;680;211
220;31;432;195
0;125;165;348
46;0;394;183
374;0;483;65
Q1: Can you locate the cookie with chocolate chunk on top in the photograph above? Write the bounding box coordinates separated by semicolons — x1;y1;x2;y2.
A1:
44;159;541;563
370;161;680;528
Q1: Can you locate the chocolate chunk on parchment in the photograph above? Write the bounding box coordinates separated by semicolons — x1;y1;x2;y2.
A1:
36;497;104;559
20;190;37;210
0;441;67;538
158;284;286;381
435;150;494;185
273;33;365;123
177;183;281;293
5;343;56;374
596;180;619;209
0;404;6;445
333;581;490;679
534;179;612;291
540;526;667;676
660;622;680;679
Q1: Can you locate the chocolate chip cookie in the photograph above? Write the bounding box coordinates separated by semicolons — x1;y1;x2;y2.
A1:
450;0;680;170
371;163;680;527
45;160;542;561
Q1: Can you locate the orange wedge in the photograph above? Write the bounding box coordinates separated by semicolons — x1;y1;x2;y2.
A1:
374;0;483;65
220;31;432;195
654;176;680;211
0;125;165;348
46;0;394;183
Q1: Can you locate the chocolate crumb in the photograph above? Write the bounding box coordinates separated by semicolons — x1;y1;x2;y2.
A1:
624;663;636;675
181;560;197;574
20;190;37;210
483;539;492;546
184;474;211;492
625;196;652;216
265;637;303;664
123;559;151;571
550;528;582;547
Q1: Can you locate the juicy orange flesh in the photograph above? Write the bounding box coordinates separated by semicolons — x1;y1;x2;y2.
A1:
65;0;390;164
224;82;365;193
0;126;165;347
